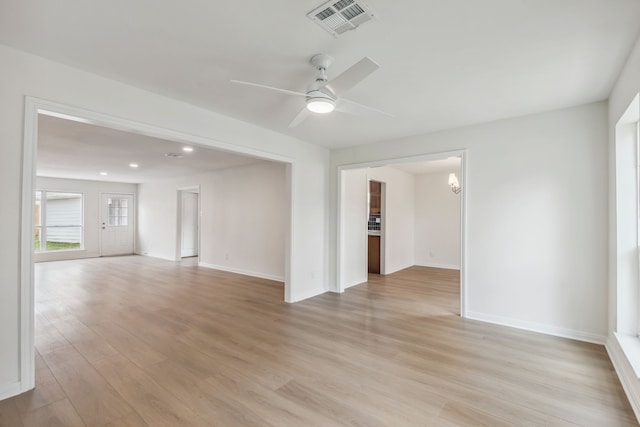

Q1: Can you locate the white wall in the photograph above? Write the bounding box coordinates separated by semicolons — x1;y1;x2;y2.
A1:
0;44;329;399
606;33;640;420
414;171;461;269
201;162;286;280
339;166;415;289
34;177;137;262
137;161;287;281
339;169;368;289
136;180;180;261
331;101;608;344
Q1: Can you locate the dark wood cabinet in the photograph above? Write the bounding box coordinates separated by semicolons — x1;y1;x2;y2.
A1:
369;181;381;214
368;235;380;274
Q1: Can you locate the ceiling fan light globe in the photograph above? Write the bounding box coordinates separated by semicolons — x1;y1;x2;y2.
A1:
306;99;335;114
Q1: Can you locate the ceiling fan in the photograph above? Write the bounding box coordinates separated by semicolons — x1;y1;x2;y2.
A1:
231;54;391;127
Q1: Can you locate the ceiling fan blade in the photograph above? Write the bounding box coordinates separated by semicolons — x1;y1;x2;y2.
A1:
230;80;308;98
288;107;311;128
336;98;394;118
325;57;380;97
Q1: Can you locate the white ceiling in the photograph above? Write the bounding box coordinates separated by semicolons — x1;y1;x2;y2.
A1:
37;114;265;183
37;114;459;183
2;0;640;149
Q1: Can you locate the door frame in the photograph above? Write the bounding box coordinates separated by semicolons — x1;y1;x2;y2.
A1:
175;185;201;261
19;97;294;395
336;150;467;316
99;192;136;256
366;179;386;275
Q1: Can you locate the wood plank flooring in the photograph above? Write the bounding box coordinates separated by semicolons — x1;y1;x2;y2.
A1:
0;256;636;426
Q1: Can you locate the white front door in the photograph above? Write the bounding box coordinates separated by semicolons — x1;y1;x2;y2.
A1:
181;192;199;257
101;193;134;256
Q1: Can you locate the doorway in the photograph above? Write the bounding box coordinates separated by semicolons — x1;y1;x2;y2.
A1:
337;151;466;316
19;98;295;395
177;187;200;260
367;180;383;274
100;193;134;256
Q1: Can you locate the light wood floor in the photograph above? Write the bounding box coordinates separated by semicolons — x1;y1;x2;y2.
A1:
0;256;636;426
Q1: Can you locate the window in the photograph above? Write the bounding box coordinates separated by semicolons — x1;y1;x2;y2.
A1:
614;93;640;376
34;191;84;252
107;197;129;226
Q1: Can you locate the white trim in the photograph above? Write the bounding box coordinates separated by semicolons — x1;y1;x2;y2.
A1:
284;163;294;303
198;261;284;282
343;277;367;290
137;252;179;262
606;335;640;422
335;167;343;293
338;150;466;171
605;337;640;422
19;96;295;401
614;332;640;378
415;262;461;270
19;97;38;394
0;381;24;401
466;311;606;344
288;286;327;303
383;262;416;276
335;149;468;317
35;251;100;263
380;180;387;275
459;151;468;317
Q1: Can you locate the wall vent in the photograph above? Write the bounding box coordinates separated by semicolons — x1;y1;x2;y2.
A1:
307;0;375;37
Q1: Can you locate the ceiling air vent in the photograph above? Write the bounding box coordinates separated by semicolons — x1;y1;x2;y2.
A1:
307;0;375;37
165;153;184;158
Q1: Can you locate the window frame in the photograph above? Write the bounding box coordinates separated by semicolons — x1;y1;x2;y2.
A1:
637;119;640;335
106;196;130;227
614;94;640;378
34;190;85;253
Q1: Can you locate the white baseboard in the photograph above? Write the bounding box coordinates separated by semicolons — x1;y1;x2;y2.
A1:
138;252;179;262
0;380;23;401
606;336;640;423
343;277;367;290
384;262;414;275
288;287;328;303
415;262;460;270
34;250;100;263
466;311;605;345
198;262;284;283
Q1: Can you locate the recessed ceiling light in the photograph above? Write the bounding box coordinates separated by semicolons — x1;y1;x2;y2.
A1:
182;147;194;152
100;172;108;176
129;163;139;168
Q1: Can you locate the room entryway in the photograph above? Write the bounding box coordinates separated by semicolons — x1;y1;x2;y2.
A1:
338;152;465;316
180;190;199;259
367;180;383;274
